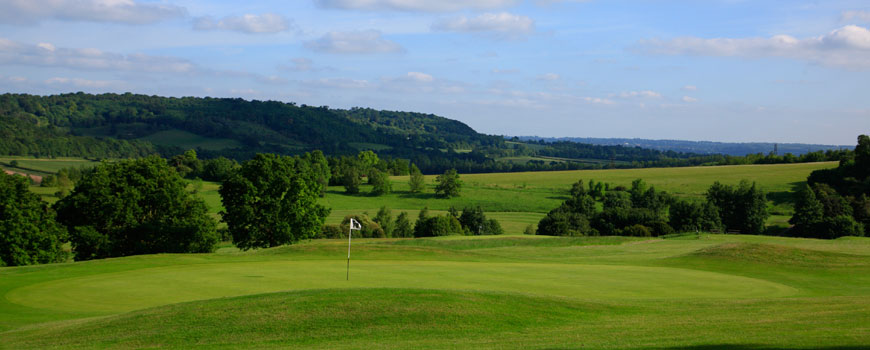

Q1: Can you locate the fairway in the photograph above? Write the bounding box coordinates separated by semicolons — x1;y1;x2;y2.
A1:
1;234;868;349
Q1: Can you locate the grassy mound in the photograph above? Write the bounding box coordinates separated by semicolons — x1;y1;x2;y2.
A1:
387;235;649;250
686;243;869;268
1;288;601;349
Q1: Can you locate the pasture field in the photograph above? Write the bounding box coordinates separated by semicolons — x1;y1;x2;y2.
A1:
0;234;868;349
18;160;835;233
321;162;835;232
179;162;836;233
0;157;99;175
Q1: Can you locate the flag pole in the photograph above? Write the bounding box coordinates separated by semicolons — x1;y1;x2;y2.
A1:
347;224;352;281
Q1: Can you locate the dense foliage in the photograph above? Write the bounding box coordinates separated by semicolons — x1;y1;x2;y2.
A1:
536;178;770;237
0;172;68;266
435;169;462;198
220;153;330;250
789;135;870;238
54;156;218;260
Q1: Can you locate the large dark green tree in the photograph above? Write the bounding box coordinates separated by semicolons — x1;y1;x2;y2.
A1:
220;153;330;250
435;168;462;198
0;172;68;266
54;156;218;261
706;180;769;234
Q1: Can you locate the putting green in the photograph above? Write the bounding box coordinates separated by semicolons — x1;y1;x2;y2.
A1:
6;260;796;314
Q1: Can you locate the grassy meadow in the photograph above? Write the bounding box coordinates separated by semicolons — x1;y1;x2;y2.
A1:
1;234;868;349
5;158;836;232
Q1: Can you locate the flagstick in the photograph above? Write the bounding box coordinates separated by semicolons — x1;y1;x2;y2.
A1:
347;225;352;281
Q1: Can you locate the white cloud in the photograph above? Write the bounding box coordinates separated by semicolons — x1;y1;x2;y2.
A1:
314;0;518;12
432;12;534;38
280;57;317;72
0;38;196;73
304;30;404;54
304;77;373;89
582;97;615;105
682;96;698;103
406;71;434;82
194;13;293;34
45;77;118;88
537;73;560;81
682;85;697;91
842;10;870;23
638;25;870;70
0;0;186;25
615;90;662;98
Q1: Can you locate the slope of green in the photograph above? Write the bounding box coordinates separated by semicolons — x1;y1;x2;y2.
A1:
0;234;868;349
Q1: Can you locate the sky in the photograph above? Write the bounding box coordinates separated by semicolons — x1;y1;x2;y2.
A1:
1;0;869;145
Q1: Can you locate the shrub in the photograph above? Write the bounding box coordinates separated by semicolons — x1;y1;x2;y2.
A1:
623;224;652;237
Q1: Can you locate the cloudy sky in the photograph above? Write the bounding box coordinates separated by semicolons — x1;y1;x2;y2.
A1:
1;0;869;145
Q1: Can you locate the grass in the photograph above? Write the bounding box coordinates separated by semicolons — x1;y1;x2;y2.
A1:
314;162;834;232
0;157;99;175
0;234;868;349
18;161;834;233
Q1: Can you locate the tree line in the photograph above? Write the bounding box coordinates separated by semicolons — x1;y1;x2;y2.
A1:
0;148;471;266
789;135;870;238
536;178;768;237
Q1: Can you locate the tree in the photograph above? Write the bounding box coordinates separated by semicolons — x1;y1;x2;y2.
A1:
369;169;392;196
855;135;870;179
409;164;425;193
789;184;824;234
219;153;330;250
705;180;769;234
170;149;202;178
54;156;218;261
342;166;361;194
341;214;385;238
0;172;68;266
201;157;238;182
669;199;722;233
304;150;331;197
435;168;462;198
459;206;485;235
393;212;413;238
373;206;393;237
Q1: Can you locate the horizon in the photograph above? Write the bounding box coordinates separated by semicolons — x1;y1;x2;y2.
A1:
1;0;868;145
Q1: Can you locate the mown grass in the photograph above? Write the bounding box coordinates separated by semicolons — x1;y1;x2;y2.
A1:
0;234;867;349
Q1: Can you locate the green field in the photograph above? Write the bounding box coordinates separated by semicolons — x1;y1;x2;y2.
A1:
1;234;868;349
318;162;835;232
0;157;99;175
18;160;836;233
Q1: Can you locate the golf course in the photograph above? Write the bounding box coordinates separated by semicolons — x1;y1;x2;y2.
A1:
1;233;868;349
2;160;869;348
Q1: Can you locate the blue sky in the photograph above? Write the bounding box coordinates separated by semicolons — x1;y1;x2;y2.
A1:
1;0;869;145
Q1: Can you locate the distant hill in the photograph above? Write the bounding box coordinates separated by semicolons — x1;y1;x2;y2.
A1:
515;137;850;156
0;93;852;173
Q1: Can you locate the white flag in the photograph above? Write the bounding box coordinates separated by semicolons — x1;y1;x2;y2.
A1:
350;218;362;230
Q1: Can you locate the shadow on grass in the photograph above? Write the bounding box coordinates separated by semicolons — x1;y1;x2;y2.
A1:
397;191;438;199
766;181;807;206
